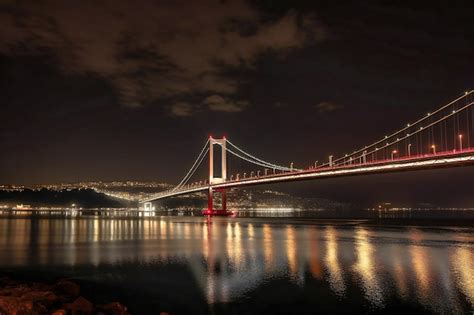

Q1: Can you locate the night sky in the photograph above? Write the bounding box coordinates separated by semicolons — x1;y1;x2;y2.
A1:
1;1;473;206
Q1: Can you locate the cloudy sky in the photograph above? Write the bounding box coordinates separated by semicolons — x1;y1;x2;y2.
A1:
1;1;473;205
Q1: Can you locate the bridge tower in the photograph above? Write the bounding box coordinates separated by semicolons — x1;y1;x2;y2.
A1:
204;136;233;216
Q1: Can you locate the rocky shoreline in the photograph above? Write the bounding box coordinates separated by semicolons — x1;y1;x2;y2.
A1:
0;277;130;315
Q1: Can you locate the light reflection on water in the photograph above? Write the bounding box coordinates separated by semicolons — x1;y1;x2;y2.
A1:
353;227;384;307
324;226;346;297
0;217;472;313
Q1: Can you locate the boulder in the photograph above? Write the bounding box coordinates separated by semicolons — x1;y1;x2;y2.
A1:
102;301;131;315
65;296;94;315
54;280;80;299
20;290;58;308
0;277;130;315
0;296;48;314
7;285;32;297
29;282;54;292
0;277;17;286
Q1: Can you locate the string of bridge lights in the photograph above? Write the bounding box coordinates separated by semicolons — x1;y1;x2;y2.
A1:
169;90;473;192
320;91;474;167
332;100;474;166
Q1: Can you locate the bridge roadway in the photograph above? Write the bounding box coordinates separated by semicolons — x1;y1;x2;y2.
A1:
140;148;474;203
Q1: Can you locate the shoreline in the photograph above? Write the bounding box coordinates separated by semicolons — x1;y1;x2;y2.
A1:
0;276;131;315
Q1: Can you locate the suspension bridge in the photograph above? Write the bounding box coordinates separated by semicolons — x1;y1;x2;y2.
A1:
140;90;474;215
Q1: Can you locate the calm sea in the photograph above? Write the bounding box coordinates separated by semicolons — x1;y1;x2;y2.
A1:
0;215;472;314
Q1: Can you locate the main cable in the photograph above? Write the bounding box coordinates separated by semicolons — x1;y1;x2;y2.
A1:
225;139;296;171
318;100;474;168
330;91;474;166
174;147;209;190
173;139;210;191
215;142;296;171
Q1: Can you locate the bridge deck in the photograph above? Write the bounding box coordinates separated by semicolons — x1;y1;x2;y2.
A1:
140;149;474;203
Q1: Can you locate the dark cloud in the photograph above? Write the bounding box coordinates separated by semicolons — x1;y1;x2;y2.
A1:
315;101;341;113
170;102;194;117
0;0;324;113
203;94;249;112
169;94;250;116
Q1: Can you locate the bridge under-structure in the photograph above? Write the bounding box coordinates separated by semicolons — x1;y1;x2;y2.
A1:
140;90;474;214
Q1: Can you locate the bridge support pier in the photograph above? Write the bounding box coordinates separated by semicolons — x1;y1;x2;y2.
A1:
204;187;232;216
204;136;233;216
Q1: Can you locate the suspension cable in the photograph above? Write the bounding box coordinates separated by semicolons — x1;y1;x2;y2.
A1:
318;98;474;168
329;91;474;166
226;147;292;171
174;147;209;190
225;139;295;171
173;139;210;191
214;142;297;171
320;102;474;167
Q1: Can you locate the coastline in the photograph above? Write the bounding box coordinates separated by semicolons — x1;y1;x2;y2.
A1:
0;276;131;315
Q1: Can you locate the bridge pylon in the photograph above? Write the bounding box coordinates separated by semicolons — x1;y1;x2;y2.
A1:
204;136;233;216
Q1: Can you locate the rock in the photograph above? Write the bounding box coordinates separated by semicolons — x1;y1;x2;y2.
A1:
102;302;130;315
0;296;48;314
54;280;80;299
65;296;94;315
29;282;54;292
0;277;16;286
0;277;130;315
20;290;58;308
8;285;32;297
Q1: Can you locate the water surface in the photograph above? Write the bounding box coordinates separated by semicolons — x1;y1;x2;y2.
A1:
0;216;472;314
